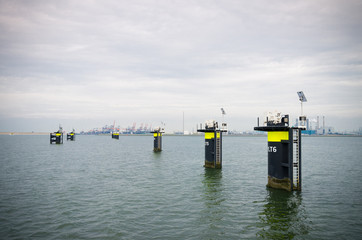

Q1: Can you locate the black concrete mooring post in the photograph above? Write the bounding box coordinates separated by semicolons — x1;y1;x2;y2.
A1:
50;126;63;144
151;127;165;152
254;113;302;191
111;132;120;140
67;129;75;141
197;120;227;169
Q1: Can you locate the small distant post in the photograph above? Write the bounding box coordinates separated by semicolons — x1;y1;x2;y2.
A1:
67;129;75;141
50;126;63;144
151;126;164;152
112;132;120;140
197;120;227;169
254;112;303;191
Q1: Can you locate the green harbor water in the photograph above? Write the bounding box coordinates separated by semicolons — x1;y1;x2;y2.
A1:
0;135;361;239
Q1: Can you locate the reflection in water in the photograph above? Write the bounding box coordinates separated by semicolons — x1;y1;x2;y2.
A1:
202;168;224;206
257;188;309;239
199;169;224;235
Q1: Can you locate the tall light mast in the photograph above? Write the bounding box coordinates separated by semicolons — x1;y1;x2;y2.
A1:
297;91;307;129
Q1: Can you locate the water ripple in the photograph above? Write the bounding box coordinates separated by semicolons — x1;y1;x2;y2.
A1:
0;135;361;239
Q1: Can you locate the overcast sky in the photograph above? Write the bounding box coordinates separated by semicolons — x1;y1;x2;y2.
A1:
0;0;361;133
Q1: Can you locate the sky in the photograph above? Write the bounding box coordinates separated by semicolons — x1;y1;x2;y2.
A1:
0;0;361;133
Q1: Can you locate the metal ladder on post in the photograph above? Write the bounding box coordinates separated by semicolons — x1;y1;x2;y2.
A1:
292;129;301;190
158;135;161;149
215;134;221;165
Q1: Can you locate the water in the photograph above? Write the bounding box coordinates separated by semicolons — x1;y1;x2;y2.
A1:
0;135;361;239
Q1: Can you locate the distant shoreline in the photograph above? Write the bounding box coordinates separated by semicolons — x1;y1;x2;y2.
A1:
0;132;360;137
0;132;49;135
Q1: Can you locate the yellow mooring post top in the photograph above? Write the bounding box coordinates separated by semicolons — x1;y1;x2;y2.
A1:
267;131;289;142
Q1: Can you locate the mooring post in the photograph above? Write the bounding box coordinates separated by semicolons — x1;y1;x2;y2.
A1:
111;132;120;140
151;127;165;152
67;129;75;141
50;126;63;144
254;112;303;191
197;120;227;169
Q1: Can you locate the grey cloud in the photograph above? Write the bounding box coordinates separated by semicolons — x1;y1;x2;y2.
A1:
0;0;361;132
